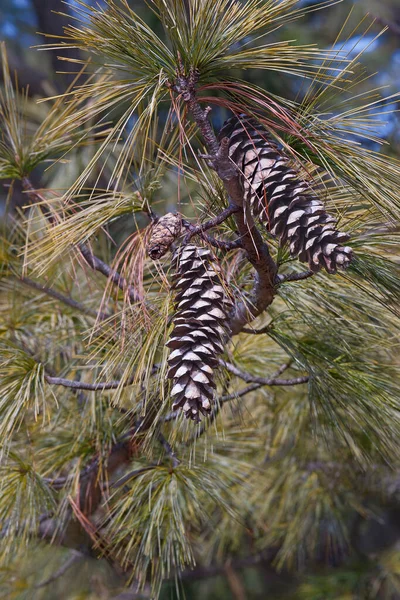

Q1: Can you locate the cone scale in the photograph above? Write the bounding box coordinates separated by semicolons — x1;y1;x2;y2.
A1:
219;116;352;274
167;245;232;422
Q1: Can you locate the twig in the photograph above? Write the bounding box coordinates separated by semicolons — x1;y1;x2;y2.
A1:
219;360;308;387
241;324;272;335
44;373;135;391
18;276;109;320
200;232;243;251
181;217;243;251
182;204;240;242
172;70;277;335
220;383;263;404
44;364;160;392
34;550;83;589
79;243;138;303
163;364;299;420
276;270;315;284
157;432;180;468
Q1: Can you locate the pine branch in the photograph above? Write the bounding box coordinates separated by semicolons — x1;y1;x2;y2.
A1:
17;276;109;320
181;214;243;251
79;244;138;303
241;324;272;335
44;364;160;392
172;70;277;334
219;360;309;387
21;178;138;303
44;373;135;391
276;270;315;284
220;383;263;403
182;204;240;241
163;363;302;421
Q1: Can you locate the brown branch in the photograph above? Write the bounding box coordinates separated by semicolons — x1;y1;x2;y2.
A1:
44;373;134;391
18;276;109;320
220;383;263;404
44;364;160;392
173;70;277;335
241;324;272;335
276;270;315;284
78;244;138;303
163;363;301;421
219;360;309;387
181;211;243;251
182;204;240;241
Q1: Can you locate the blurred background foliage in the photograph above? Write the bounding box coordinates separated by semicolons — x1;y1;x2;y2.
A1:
0;0;400;599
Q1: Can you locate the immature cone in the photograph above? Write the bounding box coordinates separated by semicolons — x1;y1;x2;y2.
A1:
219;116;352;274
146;213;182;259
167;244;232;422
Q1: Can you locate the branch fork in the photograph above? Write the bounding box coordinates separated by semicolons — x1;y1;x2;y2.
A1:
171;69;278;334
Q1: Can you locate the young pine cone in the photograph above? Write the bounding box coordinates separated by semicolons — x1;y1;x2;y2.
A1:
218;116;352;274
167;245;232;422
146;213;182;259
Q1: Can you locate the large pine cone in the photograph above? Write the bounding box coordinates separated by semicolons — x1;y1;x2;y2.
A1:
167;245;232;421
218;116;352;274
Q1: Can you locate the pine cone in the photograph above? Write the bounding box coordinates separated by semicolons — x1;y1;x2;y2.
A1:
219;116;352;274
167;244;232;422
146;213;182;260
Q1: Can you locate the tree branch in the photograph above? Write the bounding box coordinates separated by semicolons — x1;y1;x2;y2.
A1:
276;270;315;284
219;360;309;387
21;178;138;303
163;363;301;421
18;276;109;320
78;244;138;303
44;373;134;391
241;324;272;335
181;208;243;251
182;204;240;242
172;70;277;335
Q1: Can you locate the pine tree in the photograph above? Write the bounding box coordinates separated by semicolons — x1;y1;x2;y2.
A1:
0;1;400;598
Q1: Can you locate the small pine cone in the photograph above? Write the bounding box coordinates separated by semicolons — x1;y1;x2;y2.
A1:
219;116;352;274
146;213;182;260
167;244;232;422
